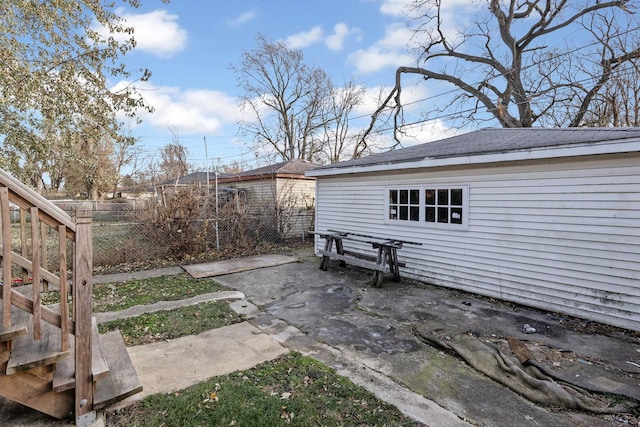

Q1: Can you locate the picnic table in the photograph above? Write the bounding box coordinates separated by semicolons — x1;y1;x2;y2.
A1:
308;229;422;287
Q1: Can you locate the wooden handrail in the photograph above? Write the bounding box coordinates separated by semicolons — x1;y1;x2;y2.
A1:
0;175;86;343
0;244;62;285
0;170;75;234
0;170;94;421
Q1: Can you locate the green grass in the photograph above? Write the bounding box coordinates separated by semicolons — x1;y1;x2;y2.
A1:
76;274;423;425
106;352;423;427
45;273;239;345
97;301;242;345
42;273;229;315
92;273;229;312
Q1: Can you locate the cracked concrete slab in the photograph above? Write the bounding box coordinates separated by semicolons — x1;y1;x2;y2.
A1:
214;248;640;427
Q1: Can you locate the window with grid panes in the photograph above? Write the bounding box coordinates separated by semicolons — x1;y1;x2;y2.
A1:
388;189;420;221
387;186;467;227
425;188;463;225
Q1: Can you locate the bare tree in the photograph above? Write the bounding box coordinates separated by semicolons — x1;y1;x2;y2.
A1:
158;130;191;182
364;0;640;144
577;57;640;127
233;34;364;163
567;13;640;127
64;131;118;200
318;78;368;163
110;134;143;199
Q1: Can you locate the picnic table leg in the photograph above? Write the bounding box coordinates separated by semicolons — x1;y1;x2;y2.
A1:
386;247;395;277
335;238;346;267
389;247;400;281
374;245;387;287
320;237;334;271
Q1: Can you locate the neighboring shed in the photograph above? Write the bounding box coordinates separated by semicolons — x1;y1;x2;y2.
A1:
217;159;318;239
306;127;640;331
154;171;232;193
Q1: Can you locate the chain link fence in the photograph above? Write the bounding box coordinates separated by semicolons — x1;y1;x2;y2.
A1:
49;199;314;273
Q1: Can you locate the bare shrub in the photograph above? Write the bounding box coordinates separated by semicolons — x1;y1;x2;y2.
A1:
91;182;315;271
131;186;213;260
215;190;279;250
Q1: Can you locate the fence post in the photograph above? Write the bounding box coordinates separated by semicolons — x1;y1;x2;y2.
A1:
73;208;95;425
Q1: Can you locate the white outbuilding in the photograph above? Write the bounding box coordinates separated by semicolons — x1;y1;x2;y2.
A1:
306;128;640;331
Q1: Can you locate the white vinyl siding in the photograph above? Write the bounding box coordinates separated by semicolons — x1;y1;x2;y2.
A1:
228;177;315;239
231;180;276;214
276;178;316;238
314;154;640;331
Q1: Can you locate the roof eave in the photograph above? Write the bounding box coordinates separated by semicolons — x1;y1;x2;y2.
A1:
306;140;640;177
217;172;315;184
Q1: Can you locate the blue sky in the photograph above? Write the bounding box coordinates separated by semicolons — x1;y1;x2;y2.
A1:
108;0;469;171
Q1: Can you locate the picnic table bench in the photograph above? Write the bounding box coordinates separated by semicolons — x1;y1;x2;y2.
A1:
309;229;422;287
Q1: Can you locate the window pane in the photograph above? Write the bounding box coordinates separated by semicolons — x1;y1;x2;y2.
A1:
410;206;419;221
425;189;435;205
425;207;435;222
399;206;408;220
451;207;462;224
437;189;448;205
410;189;419;204
400;190;408;204
437;207;448;223
389;206;397;220
451;188;462;205
389;190;398;204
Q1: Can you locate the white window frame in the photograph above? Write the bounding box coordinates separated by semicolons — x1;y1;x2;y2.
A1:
385;185;469;230
387;188;421;222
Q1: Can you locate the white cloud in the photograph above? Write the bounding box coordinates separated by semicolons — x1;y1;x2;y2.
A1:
113;81;242;135
402;119;461;146
100;9;188;59
354;82;430;117
399;0;482;40
381;22;419;50
379;0;413;16
346;82;458;148
284;26;324;48
226;10;258;27
326;23;351;51
348;23;416;74
349;49;412;74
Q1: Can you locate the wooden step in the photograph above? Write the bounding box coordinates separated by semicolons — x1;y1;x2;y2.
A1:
5;307;69;375
0;323;28;343
52;356;75;393
52;317;111;392
93;330;143;410
91;317;110;381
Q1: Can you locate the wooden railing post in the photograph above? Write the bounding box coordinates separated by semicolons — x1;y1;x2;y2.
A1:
73;208;95;425
1;187;12;328
30;207;41;340
58;224;69;352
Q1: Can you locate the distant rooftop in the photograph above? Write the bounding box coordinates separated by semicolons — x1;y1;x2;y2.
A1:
218;159;320;183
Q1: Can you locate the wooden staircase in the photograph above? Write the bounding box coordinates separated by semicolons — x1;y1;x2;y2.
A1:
0;170;142;425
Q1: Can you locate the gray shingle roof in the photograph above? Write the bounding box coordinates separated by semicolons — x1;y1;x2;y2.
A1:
313;127;640;170
219;159;320;181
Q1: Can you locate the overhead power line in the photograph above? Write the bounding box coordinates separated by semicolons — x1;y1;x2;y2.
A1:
134;24;640;162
